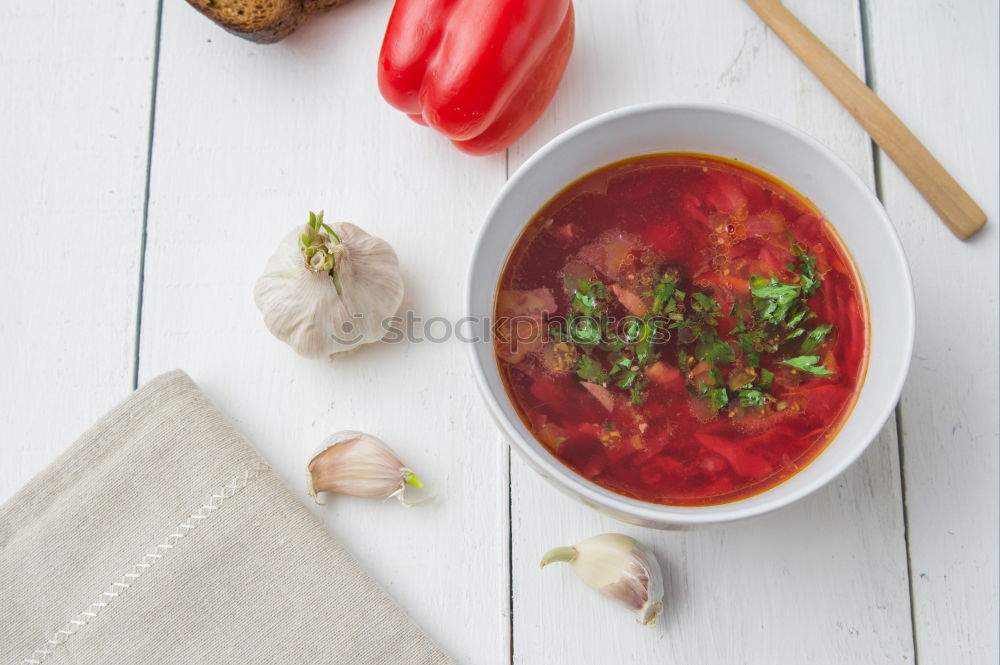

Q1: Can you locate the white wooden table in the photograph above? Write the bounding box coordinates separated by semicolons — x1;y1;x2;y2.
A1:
2;1;996;663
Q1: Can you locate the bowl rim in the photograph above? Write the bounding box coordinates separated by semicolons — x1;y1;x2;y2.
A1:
465;100;915;525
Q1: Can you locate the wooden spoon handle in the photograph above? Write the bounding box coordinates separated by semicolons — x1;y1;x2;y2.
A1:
744;0;987;240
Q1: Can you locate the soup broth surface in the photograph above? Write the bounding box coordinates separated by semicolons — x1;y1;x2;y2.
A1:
494;154;868;506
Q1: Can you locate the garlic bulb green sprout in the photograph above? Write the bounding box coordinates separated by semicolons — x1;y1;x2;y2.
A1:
541;533;664;626
254;211;405;359
306;431;424;505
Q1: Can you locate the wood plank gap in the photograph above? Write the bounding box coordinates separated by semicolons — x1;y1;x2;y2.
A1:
132;0;165;390
506;447;514;665
859;2;920;661
857;0;885;204
893;402;921;665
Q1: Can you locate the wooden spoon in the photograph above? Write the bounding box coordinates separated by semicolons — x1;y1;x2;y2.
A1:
744;0;987;240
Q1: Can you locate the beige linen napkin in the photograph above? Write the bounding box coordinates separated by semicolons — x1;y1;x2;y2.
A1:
0;370;453;665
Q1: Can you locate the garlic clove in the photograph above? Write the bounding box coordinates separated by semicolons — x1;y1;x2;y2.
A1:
306;431;424;506
541;533;664;626
254;212;404;359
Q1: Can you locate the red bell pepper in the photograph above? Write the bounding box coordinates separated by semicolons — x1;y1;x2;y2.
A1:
377;0;575;156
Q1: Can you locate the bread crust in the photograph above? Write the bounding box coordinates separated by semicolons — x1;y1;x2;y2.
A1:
186;0;351;43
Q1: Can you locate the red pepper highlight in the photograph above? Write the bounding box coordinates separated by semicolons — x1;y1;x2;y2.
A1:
378;0;575;156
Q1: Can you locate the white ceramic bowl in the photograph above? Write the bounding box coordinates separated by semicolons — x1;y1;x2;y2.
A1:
466;102;914;528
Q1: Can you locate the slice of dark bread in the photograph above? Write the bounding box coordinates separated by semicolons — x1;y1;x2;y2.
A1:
186;0;351;44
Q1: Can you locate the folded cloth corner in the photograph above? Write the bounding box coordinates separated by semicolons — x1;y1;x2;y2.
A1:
0;369;454;665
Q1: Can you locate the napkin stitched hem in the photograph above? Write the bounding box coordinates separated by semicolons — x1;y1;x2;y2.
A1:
21;461;272;665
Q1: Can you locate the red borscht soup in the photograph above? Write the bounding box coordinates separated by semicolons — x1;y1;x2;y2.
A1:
494;154;868;506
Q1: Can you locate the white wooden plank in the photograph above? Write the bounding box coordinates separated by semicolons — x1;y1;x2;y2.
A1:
0;2;158;501
864;0;999;662
508;1;914;662
136;3;510;663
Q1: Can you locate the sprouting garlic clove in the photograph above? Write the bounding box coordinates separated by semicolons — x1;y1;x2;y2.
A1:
306;431;424;506
254;211;405;359
540;533;664;626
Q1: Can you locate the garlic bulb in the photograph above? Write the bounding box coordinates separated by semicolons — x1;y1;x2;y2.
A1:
306;431;423;505
254;211;404;359
541;533;664;626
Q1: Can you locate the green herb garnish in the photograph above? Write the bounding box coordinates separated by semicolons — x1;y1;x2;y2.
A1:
559;244;833;417
569;317;603;346
634;319;658;365
623;317;642;343
697;339;736;366
708;387;729;412
560;277;669;405
617;369;640;389
739;389;769;408
650;275;679;314
691;291;723;318
792;243;821;297
570;280;607;317
576;355;607;383
801;323;833;353
781;355;834;376
750;276;802;326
